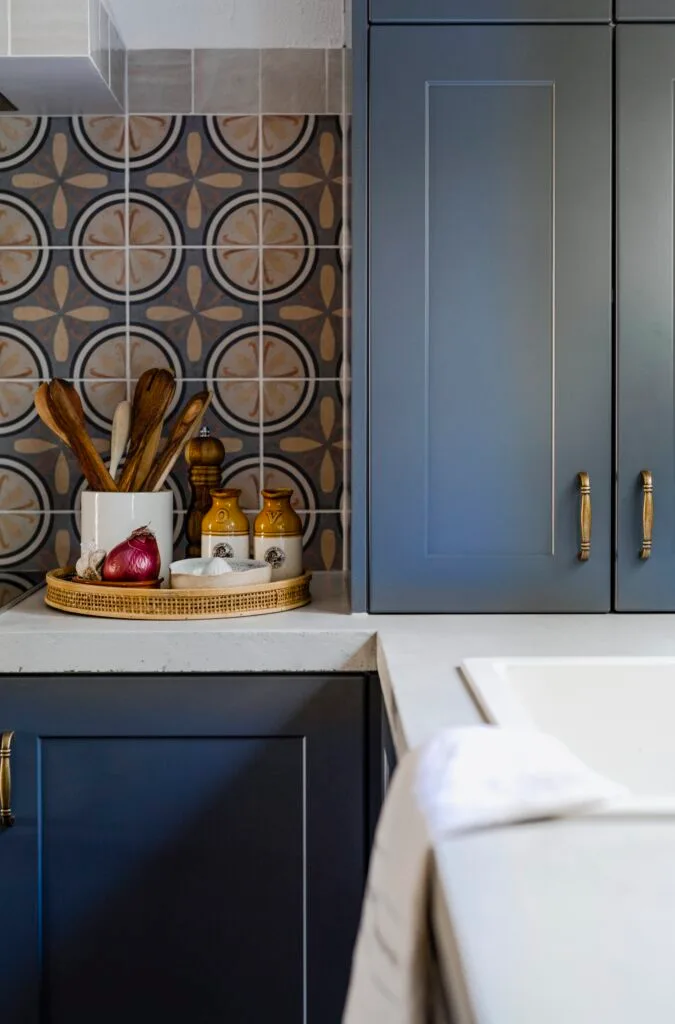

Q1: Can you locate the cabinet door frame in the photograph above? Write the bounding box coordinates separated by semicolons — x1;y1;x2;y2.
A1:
0;673;375;1024
369;0;611;22
367;24;612;613
351;0;370;611
616;26;675;609
616;1;675;20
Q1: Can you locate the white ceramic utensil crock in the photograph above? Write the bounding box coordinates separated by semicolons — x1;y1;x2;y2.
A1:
80;490;174;585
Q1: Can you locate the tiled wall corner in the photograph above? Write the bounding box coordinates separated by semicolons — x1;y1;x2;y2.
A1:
127;47;346;116
0;91;351;601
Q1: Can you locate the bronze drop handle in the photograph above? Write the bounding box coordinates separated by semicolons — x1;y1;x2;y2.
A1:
640;470;654;560
577;472;591;562
0;731;15;828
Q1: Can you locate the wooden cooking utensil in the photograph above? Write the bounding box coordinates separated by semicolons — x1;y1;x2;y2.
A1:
119;369;176;492
35;382;70;446
145;391;213;493
109;400;131;481
48;380;117;492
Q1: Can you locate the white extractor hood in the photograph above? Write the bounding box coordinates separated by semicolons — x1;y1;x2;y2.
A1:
107;0;344;50
0;0;125;114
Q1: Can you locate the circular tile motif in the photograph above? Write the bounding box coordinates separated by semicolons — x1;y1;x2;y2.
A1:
262;324;316;379
0;117;49;170
261;193;316;248
0;571;33;607
72;247;126;303
71;116;127;170
212;380;260;435
0;327;50;434
260;246;317;303
206;324;259;380
263;457;316;513
205;116;261;170
129;325;183;384
0;196;50;300
128;116;184;169
204;192;260;250
261;116;316;169
0;458;52;567
128;245;184;303
220;456;261;512
0;247;50;304
70;192;126;249
205;248;259;303
72;325;182;429
129;192;183;248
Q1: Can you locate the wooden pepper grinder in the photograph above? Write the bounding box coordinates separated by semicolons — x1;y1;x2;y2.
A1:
184;426;225;557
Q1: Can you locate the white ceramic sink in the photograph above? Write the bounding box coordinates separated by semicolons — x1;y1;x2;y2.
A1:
461;657;675;812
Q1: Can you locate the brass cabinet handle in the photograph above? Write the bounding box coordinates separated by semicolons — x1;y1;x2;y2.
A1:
577;472;591;562
0;731;15;828
640;470;654;560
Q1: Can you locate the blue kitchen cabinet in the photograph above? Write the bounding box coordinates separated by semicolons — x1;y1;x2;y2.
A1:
616;26;675;609
617;1;675;19
368;26;612;612
0;674;378;1024
369;1;611;21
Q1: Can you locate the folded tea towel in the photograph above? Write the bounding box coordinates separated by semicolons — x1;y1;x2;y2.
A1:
343;726;628;1024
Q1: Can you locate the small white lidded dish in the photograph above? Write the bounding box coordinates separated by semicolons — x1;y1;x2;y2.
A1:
169;557;272;590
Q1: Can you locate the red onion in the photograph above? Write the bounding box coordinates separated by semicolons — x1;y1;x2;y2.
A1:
102;526;161;583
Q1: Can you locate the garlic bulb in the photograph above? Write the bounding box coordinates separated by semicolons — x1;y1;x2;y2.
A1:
76;542;107;580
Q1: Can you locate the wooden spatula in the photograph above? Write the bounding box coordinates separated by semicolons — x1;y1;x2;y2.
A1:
109;400;131;482
145;391;213;492
48;379;117;492
119;369;176;492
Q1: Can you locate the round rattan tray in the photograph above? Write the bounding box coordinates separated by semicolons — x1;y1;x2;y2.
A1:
45;568;312;620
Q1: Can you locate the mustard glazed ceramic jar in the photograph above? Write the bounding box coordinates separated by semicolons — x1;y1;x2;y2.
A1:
201;488;250;561
254;489;303;581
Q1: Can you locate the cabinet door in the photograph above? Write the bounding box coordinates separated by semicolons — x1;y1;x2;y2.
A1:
617;1;675;19
370;0;611;22
616;27;675;610
369;26;612;612
0;675;370;1024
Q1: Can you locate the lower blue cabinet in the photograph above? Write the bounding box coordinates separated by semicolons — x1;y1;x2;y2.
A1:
0;674;379;1024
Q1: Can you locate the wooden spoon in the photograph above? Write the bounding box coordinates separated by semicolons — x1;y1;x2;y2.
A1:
109;400;131;481
119;369;176;492
145;391;213;492
35;382;70;446
48;380;117;492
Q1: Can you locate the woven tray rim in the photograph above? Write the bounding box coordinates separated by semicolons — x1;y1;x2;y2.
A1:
45;567;312;620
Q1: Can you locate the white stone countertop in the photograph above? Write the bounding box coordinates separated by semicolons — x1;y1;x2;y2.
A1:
4;573;675;1022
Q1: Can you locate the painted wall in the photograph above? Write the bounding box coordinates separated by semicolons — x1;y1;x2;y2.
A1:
108;0;345;49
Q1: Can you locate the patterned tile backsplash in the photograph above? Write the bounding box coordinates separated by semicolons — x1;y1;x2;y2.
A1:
0;111;350;605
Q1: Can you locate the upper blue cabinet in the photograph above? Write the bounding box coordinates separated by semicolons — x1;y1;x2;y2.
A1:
617;1;675;18
369;1;611;23
369;25;613;612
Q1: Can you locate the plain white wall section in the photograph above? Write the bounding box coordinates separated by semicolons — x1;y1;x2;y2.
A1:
108;0;345;49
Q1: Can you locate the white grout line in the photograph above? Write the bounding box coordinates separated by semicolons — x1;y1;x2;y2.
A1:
123;45;131;400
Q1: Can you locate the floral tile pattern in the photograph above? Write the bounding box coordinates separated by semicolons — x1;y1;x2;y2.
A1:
129;116;259;246
132;248;258;370
303;512;344;572
263;378;345;512
1;247;126;375
262;116;343;248
262;250;344;376
0;112;350;574
0;117;125;247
